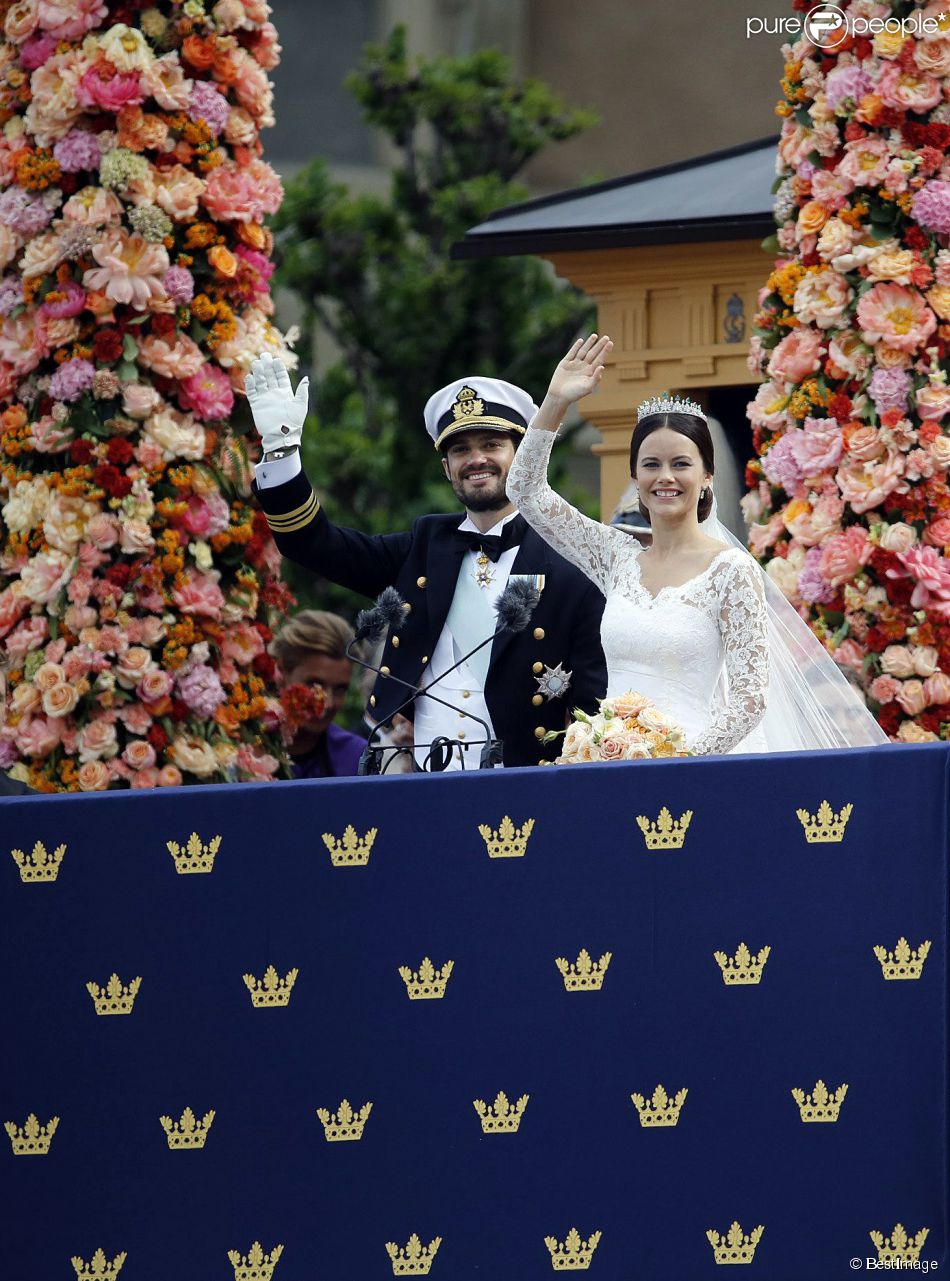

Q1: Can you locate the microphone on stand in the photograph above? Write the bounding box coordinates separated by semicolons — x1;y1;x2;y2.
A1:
346;579;541;773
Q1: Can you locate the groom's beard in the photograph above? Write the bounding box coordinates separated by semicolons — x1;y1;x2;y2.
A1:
451;469;510;512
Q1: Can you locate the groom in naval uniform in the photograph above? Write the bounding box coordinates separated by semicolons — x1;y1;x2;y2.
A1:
247;353;606;769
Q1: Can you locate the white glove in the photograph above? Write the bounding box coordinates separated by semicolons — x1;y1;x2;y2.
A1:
245;351;310;455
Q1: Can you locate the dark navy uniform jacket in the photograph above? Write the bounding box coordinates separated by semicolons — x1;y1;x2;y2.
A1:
253;467;607;767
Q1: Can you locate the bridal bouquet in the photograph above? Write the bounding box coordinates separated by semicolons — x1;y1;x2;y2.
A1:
549;690;691;764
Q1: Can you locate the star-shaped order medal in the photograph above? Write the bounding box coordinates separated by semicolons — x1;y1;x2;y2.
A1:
473;552;495;588
535;662;572;701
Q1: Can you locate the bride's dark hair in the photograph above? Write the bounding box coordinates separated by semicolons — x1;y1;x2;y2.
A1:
629;412;715;523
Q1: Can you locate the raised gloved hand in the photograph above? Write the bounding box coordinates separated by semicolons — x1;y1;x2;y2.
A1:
245;351;310;455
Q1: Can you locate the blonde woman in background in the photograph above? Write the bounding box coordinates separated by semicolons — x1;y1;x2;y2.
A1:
270;610;367;779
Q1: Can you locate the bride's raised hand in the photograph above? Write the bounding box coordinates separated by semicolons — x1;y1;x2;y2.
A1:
546;333;612;406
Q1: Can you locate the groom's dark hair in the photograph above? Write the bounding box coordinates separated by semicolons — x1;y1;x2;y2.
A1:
629;412;715;522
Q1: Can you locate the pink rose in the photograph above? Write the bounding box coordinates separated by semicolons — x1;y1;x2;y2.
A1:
896;680;928;716
157;765;183;787
130;766;160;789
172;570;225;619
923;671;950;705
77;759;110;790
924;516;950;547
138;668;174;703
122;739;156;770
64;604;97;632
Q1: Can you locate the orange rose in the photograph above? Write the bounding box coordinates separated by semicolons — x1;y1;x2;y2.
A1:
207;245;237;278
797;200;830;236
182;35;215;71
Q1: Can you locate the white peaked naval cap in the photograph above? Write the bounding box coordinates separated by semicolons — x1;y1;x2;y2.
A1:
424;377;539;450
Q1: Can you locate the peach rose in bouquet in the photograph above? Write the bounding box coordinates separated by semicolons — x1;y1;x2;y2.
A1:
550;691;691;764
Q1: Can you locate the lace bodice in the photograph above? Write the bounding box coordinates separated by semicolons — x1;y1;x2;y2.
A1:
507;427;769;755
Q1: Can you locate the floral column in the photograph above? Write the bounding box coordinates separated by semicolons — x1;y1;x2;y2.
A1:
747;0;950;742
0;0;297;790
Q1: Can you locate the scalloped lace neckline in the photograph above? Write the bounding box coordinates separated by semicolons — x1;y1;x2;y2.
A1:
630;545;734;603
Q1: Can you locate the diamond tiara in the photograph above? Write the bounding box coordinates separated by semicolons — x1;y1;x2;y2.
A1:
636;393;706;423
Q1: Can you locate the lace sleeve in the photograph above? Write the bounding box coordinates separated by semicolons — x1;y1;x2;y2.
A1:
690;553;770;756
506;425;621;594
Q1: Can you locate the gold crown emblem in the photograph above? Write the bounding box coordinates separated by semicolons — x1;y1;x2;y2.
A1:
791;1080;848;1123
86;974;141;1015
873;937;931;980
796;800;853;843
452;386;484;420
631;1084;688;1128
10;840;66;883
399;957;454;1000
636;808;692;851
706;1222;764;1265
869;1225;929;1264
243;965;299;1008
473;1091;529;1134
71;1250;127;1279
316;1099;372;1141
321;825;377;867
544;1227;602;1270
714;943;770;986
166;831;221;874
227;1242;283;1281
4;1113;59;1155
478;816;535;858
160;1106;215;1150
385;1234;441;1275
555;949;611;992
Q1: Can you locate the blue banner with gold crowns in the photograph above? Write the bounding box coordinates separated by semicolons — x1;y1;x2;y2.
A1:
2;743;948;1281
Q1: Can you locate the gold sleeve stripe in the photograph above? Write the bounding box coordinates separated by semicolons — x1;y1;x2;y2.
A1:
265;492;320;533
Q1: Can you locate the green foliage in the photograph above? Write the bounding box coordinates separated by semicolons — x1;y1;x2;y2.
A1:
272;25;599;618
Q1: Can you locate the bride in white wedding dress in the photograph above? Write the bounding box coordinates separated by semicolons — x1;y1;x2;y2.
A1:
507;334;889;755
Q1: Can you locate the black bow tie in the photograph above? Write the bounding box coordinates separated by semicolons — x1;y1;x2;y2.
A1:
452;515;526;562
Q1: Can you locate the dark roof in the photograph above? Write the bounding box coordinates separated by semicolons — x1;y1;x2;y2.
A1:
453;135;780;259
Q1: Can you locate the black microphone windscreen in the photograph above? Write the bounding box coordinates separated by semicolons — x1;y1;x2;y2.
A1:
376;586;408;632
353;606;386;645
494;578;540;633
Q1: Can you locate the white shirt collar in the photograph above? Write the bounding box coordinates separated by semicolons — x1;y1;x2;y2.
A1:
456;508;519;535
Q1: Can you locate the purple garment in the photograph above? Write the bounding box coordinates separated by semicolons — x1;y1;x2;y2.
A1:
290;722;367;779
